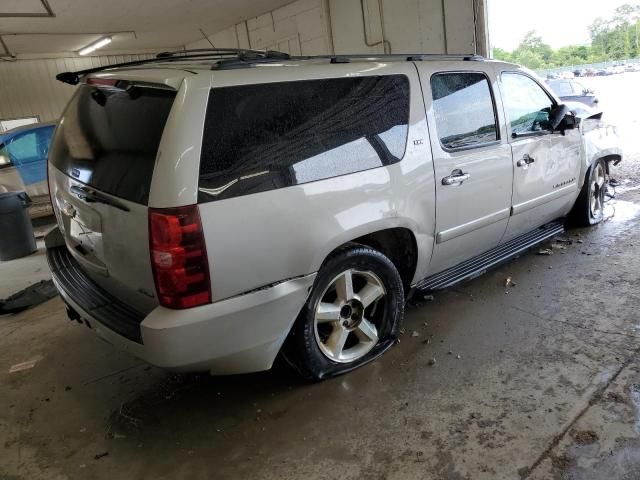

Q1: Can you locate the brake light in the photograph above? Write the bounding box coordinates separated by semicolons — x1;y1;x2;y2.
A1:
86;78;119;87
149;205;211;309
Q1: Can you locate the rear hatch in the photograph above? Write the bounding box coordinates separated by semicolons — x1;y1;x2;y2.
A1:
48;78;177;314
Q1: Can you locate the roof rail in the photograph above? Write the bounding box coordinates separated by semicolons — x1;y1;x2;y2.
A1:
55;48;483;84
55;48;291;85
209;52;483;70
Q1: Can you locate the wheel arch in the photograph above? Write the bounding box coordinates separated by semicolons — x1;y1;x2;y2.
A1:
318;226;420;294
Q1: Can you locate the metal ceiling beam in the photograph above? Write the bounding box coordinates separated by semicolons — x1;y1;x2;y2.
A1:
0;0;55;18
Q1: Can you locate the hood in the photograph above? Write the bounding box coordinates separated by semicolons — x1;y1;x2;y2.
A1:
564;101;603;121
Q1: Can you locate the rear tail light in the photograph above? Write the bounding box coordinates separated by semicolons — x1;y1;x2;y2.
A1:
149;205;211;309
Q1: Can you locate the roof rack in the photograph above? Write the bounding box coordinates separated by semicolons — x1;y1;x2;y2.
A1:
55;49;483;85
55;48;291;85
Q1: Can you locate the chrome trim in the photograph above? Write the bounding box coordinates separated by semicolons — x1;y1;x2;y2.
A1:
511;183;576;216
436;207;510;244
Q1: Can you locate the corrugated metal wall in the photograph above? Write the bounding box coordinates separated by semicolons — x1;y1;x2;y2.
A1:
0;54;154;124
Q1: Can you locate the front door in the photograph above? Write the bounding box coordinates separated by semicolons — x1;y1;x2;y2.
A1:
499;72;582;241
419;68;513;274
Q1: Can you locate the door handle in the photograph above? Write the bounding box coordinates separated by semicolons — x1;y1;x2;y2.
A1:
517;154;535;167
442;169;471;186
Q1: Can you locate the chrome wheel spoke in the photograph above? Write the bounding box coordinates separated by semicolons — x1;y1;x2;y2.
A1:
313;268;388;364
357;282;385;308
355;318;378;343
325;327;350;359
316;302;341;323
334;271;354;303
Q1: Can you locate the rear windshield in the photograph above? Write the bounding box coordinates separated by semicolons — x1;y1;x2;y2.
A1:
198;75;410;202
49;84;176;205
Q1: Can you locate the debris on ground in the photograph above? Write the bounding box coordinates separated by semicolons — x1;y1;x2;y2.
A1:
423;294;434;302
411;331;419;337
571;430;599;445
0;280;58;315
9;358;41;373
577;239;584;244
456;355;461;360
94;451;109;460
551;243;567;250
504;276;516;287
447;350;453;355
537;248;553;256
428;358;436;366
555;237;573;245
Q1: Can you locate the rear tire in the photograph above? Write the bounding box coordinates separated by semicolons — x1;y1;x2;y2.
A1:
282;245;404;381
570;158;607;226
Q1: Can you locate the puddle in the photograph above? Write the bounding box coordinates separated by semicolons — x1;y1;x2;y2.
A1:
603;199;640;223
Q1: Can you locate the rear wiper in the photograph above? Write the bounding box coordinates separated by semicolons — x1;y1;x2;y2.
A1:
70;185;130;212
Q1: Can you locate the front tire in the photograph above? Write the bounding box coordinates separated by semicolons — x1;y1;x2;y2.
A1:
570;158;607;226
283;245;404;381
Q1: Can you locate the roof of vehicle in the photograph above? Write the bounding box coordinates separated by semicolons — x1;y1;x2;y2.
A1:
0;122;56;144
56;48;518;86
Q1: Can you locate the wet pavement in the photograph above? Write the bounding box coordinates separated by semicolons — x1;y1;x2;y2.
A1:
1;184;639;479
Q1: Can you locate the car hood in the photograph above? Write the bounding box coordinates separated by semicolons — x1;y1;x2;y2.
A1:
564;101;603;120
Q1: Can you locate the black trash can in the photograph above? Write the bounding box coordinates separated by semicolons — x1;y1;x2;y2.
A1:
0;191;37;261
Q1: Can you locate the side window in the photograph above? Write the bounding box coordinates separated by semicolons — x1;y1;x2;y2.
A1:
430;72;498;150
199;75;410;201
6;132;39;162
501;73;554;136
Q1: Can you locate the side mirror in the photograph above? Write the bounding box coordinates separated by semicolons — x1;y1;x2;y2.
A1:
583;88;594;95
550;104;578;133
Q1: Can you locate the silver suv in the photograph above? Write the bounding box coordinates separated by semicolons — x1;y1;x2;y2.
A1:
46;49;622;380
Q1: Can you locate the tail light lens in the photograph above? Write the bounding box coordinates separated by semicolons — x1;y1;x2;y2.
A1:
149;205;211;309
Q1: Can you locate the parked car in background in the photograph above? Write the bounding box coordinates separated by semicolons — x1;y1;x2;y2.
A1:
546;79;599;108
45;51;622;380
0;122;55;217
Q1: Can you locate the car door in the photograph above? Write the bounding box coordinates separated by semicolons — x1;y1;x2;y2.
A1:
499;71;582;241
418;67;513;274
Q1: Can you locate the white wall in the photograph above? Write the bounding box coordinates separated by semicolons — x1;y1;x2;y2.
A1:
0;54;153;124
188;0;484;56
0;0;485;124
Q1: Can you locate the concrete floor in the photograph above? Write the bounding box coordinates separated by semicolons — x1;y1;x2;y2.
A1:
1;188;639;480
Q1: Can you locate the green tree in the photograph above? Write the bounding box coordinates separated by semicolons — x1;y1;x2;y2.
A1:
491;5;640;70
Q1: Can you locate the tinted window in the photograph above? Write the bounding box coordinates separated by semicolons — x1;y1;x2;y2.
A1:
430;72;498;149
49;85;176;205
198;76;410;201
501;73;554;136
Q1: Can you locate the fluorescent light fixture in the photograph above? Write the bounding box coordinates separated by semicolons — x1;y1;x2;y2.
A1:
78;36;112;56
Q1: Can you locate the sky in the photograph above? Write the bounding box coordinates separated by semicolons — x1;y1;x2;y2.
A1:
489;0;640;51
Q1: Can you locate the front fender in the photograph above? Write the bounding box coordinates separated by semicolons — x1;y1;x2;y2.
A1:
578;119;623;188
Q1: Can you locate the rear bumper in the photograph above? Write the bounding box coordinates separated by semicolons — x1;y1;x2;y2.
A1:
48;245;316;374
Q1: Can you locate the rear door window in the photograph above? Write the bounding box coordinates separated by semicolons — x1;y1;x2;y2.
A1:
198;75;410;201
430;72;498;150
49;84;176;205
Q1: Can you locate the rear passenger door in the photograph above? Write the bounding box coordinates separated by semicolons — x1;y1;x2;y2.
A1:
418;67;513;274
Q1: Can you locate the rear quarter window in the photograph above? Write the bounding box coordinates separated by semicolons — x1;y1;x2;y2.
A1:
198;75;410;202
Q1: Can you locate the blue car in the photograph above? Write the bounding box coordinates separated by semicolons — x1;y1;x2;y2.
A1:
0;122;56;211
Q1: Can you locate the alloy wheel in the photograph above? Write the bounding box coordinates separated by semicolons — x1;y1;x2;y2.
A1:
313;269;386;363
